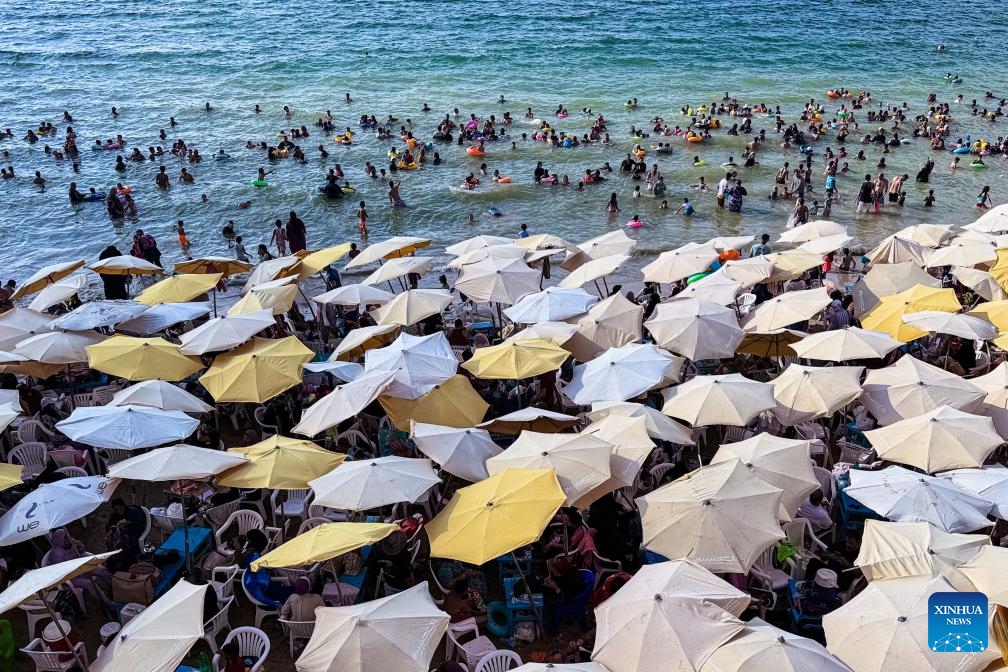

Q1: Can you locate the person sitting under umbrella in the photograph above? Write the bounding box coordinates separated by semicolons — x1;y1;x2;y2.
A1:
280;577;325;622
442;578;486;625
46;529;112;604
241;529;295;608
106;498;146;539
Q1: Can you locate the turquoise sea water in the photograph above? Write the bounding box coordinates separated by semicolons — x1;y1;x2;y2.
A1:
0;0;1005;279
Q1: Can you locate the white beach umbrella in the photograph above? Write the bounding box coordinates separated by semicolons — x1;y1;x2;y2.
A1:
641;242;719;284
363;331;458;400
587;401;696;444
177;309;274;355
240;255;300;294
709;235;755;252
944;545;1008;607
108;380;214;413
852;261;939;317
49;300;148;331
106;444;247;481
964;203;1008;233
329;324;400;361
0;551;118;615
701;617;852;672
710;432;818;518
645;299;743;360
789;327;902;362
359;256;434;287
662;374;776;427
308;456;440;511
445;235;514;257
0;308;53;350
455;255;540;305
27;274;89;312
557;254;631;290
504;286;597;323
926;243;998;269
566;343;680;405
55;405;199;449
900;311;996;340
895;224;955;248
313;283;395;307
569;293;643;359
344;236;431;269
953;266;1007;301
476;406;580;435
12;330;104;364
302;360;365;381
371;289;452;326
448;244;527;269
938;465;1008;519
861;355;985;425
797;233;853;255
853;519;990;581
675;273;744;306
409;421;501;483
292;370;396;437
742;288;831;332
778;219;846;244
578;229;637;259
769;364;864;426
576;415;655;505
0;477;119;546
715;256;776;288
506;320;579;345
117;302;210;335
863;234;928;266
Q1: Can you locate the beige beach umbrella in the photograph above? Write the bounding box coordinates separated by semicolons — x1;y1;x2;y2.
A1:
308;456;440;511
359;256;434;287
944;545;1008;606
861;285;961;342
778;219;846;244
957;229;1008;247
710;432;818;518
461;338;569;380
797;233;853;255
88;255;164;276
852;261;939;317
953;266;1007;301
445;235;515;256
926;243;998;269
742;287;831;332
173;256;251;277
134;273;220;306
578;229;637;259
292;369;396;437
716;256;776;288
769;364;864;427
11;260;86;300
938;465;1008;519
861;355;985;425
675;272;744;306
0;308;52;350
506;320;579;345
558;254;631;290
968;299;1008;332
504;286;597;323
969;362;1008;439
454;255;540;305
565;343;681;405
108;379;213;413
13;330;104;364
709;235;755;252
895;224;955;248
228;284;298;316
901;311;997;340
576;414;655;506
569;292;643;359
448;244;527;269
476;406;580;435
516;233;576;253
863;234;928;266
789;326;902;362
330;324;400;360
0;352;64;378
645;299;743;360
823;575;998;672
964;203;1008;233
27;274;88;312
765;250;827;283
586;401;696;444
409;421;501;483
344;236;431;269
641;242;719;284
370;289;452;326
700;618;852;672
636;459;785;574
178;309;275;355
662;373;777;427
313;283;395;307
854;519;990;582
735;329;805;357
864;405;1002;473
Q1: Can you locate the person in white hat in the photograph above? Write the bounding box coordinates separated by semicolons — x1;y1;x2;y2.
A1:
802;568;843;616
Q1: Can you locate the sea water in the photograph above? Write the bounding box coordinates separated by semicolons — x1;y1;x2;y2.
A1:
0;0;1004;278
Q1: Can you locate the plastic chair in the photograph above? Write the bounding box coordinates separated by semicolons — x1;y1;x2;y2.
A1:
296;517;331;535
201;499;241;529
270;489;311;528
474;650;523;672
70;393;94;410
95;447;132;471
241;570;279;628
447;617;497;670
278;620;315;659
202;596;234;654
16;420;52;445
748;546;794;608
648;463;675;487
252;407;278;440
9;443;46;479
210;565;239;601
212;626;270;672
54;467;87;478
19;638;86;672
783;518;829;576
550;569;594;633
137;506;152;548
150;510;183;543
17;603;56;641
214;510;266;556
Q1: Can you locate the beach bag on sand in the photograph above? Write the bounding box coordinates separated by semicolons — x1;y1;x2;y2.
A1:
112;562;160;605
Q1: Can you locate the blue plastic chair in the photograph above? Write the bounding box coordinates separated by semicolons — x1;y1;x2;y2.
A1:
550;569;595;633
788;579;824;638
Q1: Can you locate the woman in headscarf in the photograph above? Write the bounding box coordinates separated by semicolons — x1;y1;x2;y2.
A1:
279;577;325;622
46;528;111;600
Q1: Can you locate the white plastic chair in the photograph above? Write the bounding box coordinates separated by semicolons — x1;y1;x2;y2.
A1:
16;419;53;445
137;506;152;548
210;565;240;601
749;545;795;605
296;517;331;535
215;510;266;556
447;617;497;670
648;463;674;487
20;638;86;672
202;595;234;654
9;442;47;479
39;553;88;617
306;504;352;522
150;510;183;543
783;517;829;576
253;406;278;440
240;570;279;628
95;447;133;471
474;650;523;672
70;393;94;409
270;488;312;528
202;498;241;529
54;466;87;478
18;602;57;641
278;619;316;659
212;626;270;672
736;293;757;316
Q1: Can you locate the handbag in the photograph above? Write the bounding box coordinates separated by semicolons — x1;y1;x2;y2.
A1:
112;571;155;605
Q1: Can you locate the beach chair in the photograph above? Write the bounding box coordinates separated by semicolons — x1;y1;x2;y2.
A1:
474;650;522;672
447;618;497;670
19;639;86;672
202;595;234;654
278;620;315;660
212;627;269;672
8;443;47;480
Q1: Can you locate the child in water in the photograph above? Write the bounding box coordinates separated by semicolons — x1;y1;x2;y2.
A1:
676;198;695;216
174;220;191;259
356;200;369;237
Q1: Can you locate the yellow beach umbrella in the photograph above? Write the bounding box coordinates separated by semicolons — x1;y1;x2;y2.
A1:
86;335;203;381
331;324;400;361
199;336;313;403
0;352;65;379
735;329;805;357
0;463;23;491
968;299;1008;332
173;256;251;277
88;255;163;276
228;284;298;316
461;338;569;379
861;284;961;342
379;375;489;431
345;236;432;269
852;261;938;317
988;247;1008;292
250;522;397;570
427;468;566;565
135;273;221;306
11;260;85;300
297;244;352;280
219;434;346;490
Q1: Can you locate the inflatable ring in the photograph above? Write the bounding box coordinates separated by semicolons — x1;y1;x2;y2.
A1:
626;219;645;228
687;272;710;284
251;180;268;187
486;601;509;638
398;161;418;170
826;91;840;99
466;146;485;157
971;163;986;169
634;150;646;157
497;176;512;184
953;146;970;154
687;136;703;143
693;161;706;167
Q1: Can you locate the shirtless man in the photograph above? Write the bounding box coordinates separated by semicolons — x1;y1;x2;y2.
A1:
155;165;170;189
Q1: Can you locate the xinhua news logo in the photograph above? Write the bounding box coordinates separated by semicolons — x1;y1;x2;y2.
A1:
928;592;988;653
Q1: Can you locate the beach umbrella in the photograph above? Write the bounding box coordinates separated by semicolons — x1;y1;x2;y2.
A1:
863;234;928;266
518;233;576;253
769;364;864;426
309;456;440;511
359;256;433;287
86;335;202;381
228;284;298;316
173;256;251;276
662;373;776;427
742;288;831;332
107;444;247;481
88;255;163;276
900;311;996;340
313;283;395;307
968;299;1008;332
11;260;86;300
0;403;18;437
852;262;939;317
515;665;608;672
448;244;527;269
427;468;565;565
641;242;719;284
734;329;805;357
945;545;1008;607
938;465;1008;519
854;519;990;581
27;274;88;312
0;476;119;546
0;463;22;492
504;286;597;323
461;338;569;379
0;352;64;378
409;421;501;482
710;235;755;252
364;331;458;399
379;374;489;431
958;229;1008;247
240;256;301;294
566;343;681;405
636;459;784;573
292;369;396;437
576;415;655;506
645;299;743;360
108;379;213;413
178;309;274;355
797;233;853;255
476;407;580;435
578;229;637;259
778;219;846;244
965;203;1008;233
861;355;985;425
715;256;776;288
296;243;353;280
570;292;644;358
12;330;104;364
198;336;313;403
135;273;220;306
675;273;743;306
557;254;631;290
302;360;364;381
789;326;902;362
710;432;818;518
445;235;514;256
345;236;431;269
251;522;398;571
117;301;210;335
766;250;830;282
862;284;962;342
56;405;199;449
455;255;540;305
587;401;695;444
295;582;447;672
895;224;955;248
864;405;1002;473
926;243;998;269
593;561;747;672
0;308;58;349
487;431;612;506
219;434;345;490
507;320;579;344
953;266;1007;301
91;580;208;672
823;575;998;672
371;289;452;326
990;250;1008;297
49;300;148;331
845;465;994;533
700;618;852;672
330;324;400;360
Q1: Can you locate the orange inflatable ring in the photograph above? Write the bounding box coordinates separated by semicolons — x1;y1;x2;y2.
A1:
466;147;485;157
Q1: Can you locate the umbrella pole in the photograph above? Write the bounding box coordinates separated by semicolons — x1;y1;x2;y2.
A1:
602;277;610;296
298;286;318;321
510;551;545;634
212;290;218;318
593;280;602;297
178;480;193;576
38;591;90;672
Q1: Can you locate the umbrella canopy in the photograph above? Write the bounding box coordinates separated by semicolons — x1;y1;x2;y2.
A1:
766;250;831;283
455;256;540;305
515;665;608;672
566;343;681;405
845;466;994;533
989;247;1008;293
863;234;928;266
504;286;597;324
135;274;221;306
701;618;852;672
409;422;501;482
969;299;1008;332
0;552;117;613
427;468;566;565
173;257;251;276
569;293;644;360
0;353;64;378
178;310;274;355
117;302;211;335
309;456;440;511
742;288;831;332
965;203;1008;233
861;285;961;342
449;244;528;269
558;254;631;290
0;477;119;545
938;465;1008;519
56;405;198;449
87;336;204;382
823;575;998;672
49;300;148;331
462;338;569;379
220;435;344;490
108;380;214;413
292;370;396;437
10;260;85;300
88;255;164;276
944;545;1008;607
715;256;775;288
641;242;719;284
864;405;1002;473
645;299;743;360
636;460;785;573
296;582;447;672
505;321;579;345
789;327;902;362
797;233;853;256
587;401;695;444
895;224;955;248
735;329;806;358
359;257;433;287
228;284;298;316
27;274;88;312
487;431;612;506
852;262;939;317
926;243;998;269
593;560;747;672
371;289;452;326
710;433;818;518
854;519;990;581
445;235;515;256
769;364;864;427
662;374;776;427
199;336;313;403
314;283;395;307
251;522;398;570
576;415;655;506
13;330;104;364
240;256;301;294
302;360;364;381
710;235;755;252
91;580;207;672
476;407;580;435
296;244;353;280
779;219;846;244
954;266;1007;301
0;307;54;349
364;331;458;399
578;229;637;259
107;444;247;481
330;324;400;360
344;236;431;269
861;355;985;425
900;311;996;340
0;463;22;492
676;272;744;306
379;374;489;431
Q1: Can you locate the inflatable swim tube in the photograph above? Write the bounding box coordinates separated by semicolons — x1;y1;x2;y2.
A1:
687;136;703;143
826;91;840;99
85;193;103;202
251;180;268;187
693;160;706;167
687;272;710;284
952;146;970;154
626;219;645;228
496;176;512;184
466;146;485;157
398;161;418;170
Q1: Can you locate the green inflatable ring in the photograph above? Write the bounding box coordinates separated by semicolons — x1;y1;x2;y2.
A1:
251;179;268;187
687;272;710;284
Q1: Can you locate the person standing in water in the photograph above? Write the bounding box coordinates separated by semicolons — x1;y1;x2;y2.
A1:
977;185;993;209
356;201;368;238
286;211;307;253
388;180;404;206
605;193;620;214
270;220;287;256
